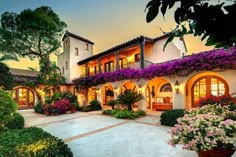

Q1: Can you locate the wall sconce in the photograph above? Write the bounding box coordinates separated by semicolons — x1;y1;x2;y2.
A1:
174;80;180;94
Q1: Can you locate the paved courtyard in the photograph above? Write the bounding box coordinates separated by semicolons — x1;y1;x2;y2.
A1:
19;110;236;157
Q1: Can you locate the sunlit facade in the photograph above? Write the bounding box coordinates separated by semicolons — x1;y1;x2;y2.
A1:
10;31;236;111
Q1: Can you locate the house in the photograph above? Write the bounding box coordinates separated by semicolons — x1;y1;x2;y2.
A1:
57;31;236;111
10;31;236;111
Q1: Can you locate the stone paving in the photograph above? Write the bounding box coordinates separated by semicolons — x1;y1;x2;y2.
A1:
18;110;236;157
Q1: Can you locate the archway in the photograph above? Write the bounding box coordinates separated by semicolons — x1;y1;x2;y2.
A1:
146;78;173;110
12;86;36;109
101;84;114;106
119;81;139;108
120;81;138;94
88;87;97;103
191;75;229;108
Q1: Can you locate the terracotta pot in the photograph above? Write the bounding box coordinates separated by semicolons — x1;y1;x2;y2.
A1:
198;148;235;157
45;111;50;116
71;108;76;113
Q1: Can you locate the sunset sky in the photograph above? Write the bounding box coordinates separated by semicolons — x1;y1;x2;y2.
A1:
0;0;212;70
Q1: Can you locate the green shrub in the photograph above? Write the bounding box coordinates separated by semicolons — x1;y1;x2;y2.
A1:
102;109;113;115
136;109;146;116
34;102;45;114
89;100;100;106
77;100;102;112
104;109;145;119
61;91;78;103
0;89;17;132
51;92;62;102
160;109;185;126
5;113;24;130
114;109;139;119
0;127;73;157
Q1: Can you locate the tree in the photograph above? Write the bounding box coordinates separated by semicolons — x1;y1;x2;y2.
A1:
37;62;66;94
116;89;143;111
145;0;236;49
0;55;17;90
0;6;67;75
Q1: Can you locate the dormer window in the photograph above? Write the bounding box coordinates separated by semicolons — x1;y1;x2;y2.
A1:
85;43;89;50
75;47;79;55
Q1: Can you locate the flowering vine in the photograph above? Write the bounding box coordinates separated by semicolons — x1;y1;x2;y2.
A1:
73;47;236;88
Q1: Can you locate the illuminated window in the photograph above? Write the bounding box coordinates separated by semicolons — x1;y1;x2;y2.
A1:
105;61;114;72
135;54;140;62
75;47;79;55
192;76;229;107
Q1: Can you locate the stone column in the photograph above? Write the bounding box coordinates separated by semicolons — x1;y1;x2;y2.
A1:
139;36;145;69
98;57;102;73
115;51;120;70
85;63;88;77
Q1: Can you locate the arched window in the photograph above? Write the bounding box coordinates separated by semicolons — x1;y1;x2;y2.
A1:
192;76;229;107
12;87;35;109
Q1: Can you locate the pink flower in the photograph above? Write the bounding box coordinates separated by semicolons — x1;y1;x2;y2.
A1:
223;119;233;125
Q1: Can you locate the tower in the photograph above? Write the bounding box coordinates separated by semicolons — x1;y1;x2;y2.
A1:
58;31;94;83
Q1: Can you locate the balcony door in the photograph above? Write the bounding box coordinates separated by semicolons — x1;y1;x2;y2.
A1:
105;61;114;72
119;58;127;69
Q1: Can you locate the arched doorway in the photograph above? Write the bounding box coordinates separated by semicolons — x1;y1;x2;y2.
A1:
88;87;97;103
191;76;229;107
102;84;114;106
12;87;35;109
120;81;138;94
146;78;173;110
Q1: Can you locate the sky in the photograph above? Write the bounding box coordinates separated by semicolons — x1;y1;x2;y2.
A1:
0;0;213;70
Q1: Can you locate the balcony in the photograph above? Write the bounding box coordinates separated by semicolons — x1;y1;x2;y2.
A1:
80;61;140;77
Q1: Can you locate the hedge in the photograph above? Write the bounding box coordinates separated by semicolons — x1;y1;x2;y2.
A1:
0;127;73;157
5;113;24;130
160;109;185;126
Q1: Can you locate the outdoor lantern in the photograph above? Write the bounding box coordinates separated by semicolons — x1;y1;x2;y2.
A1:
174;80;180;94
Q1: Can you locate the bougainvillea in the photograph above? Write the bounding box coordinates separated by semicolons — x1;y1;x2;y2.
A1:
197;95;236;107
73;47;236;88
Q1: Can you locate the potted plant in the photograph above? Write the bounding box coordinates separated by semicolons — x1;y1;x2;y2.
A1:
70;103;77;113
107;100;117;110
169;104;236;157
43;105;51;116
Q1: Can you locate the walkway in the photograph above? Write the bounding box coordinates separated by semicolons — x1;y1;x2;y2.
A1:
19;110;201;157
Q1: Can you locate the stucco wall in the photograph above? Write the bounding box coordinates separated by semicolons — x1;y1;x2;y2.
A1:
69;37;93;83
58;37;70;83
149;38;183;64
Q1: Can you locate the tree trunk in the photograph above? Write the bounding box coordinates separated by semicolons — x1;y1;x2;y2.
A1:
128;105;132;111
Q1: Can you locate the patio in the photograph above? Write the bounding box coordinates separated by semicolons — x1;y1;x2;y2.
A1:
18;110;235;157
